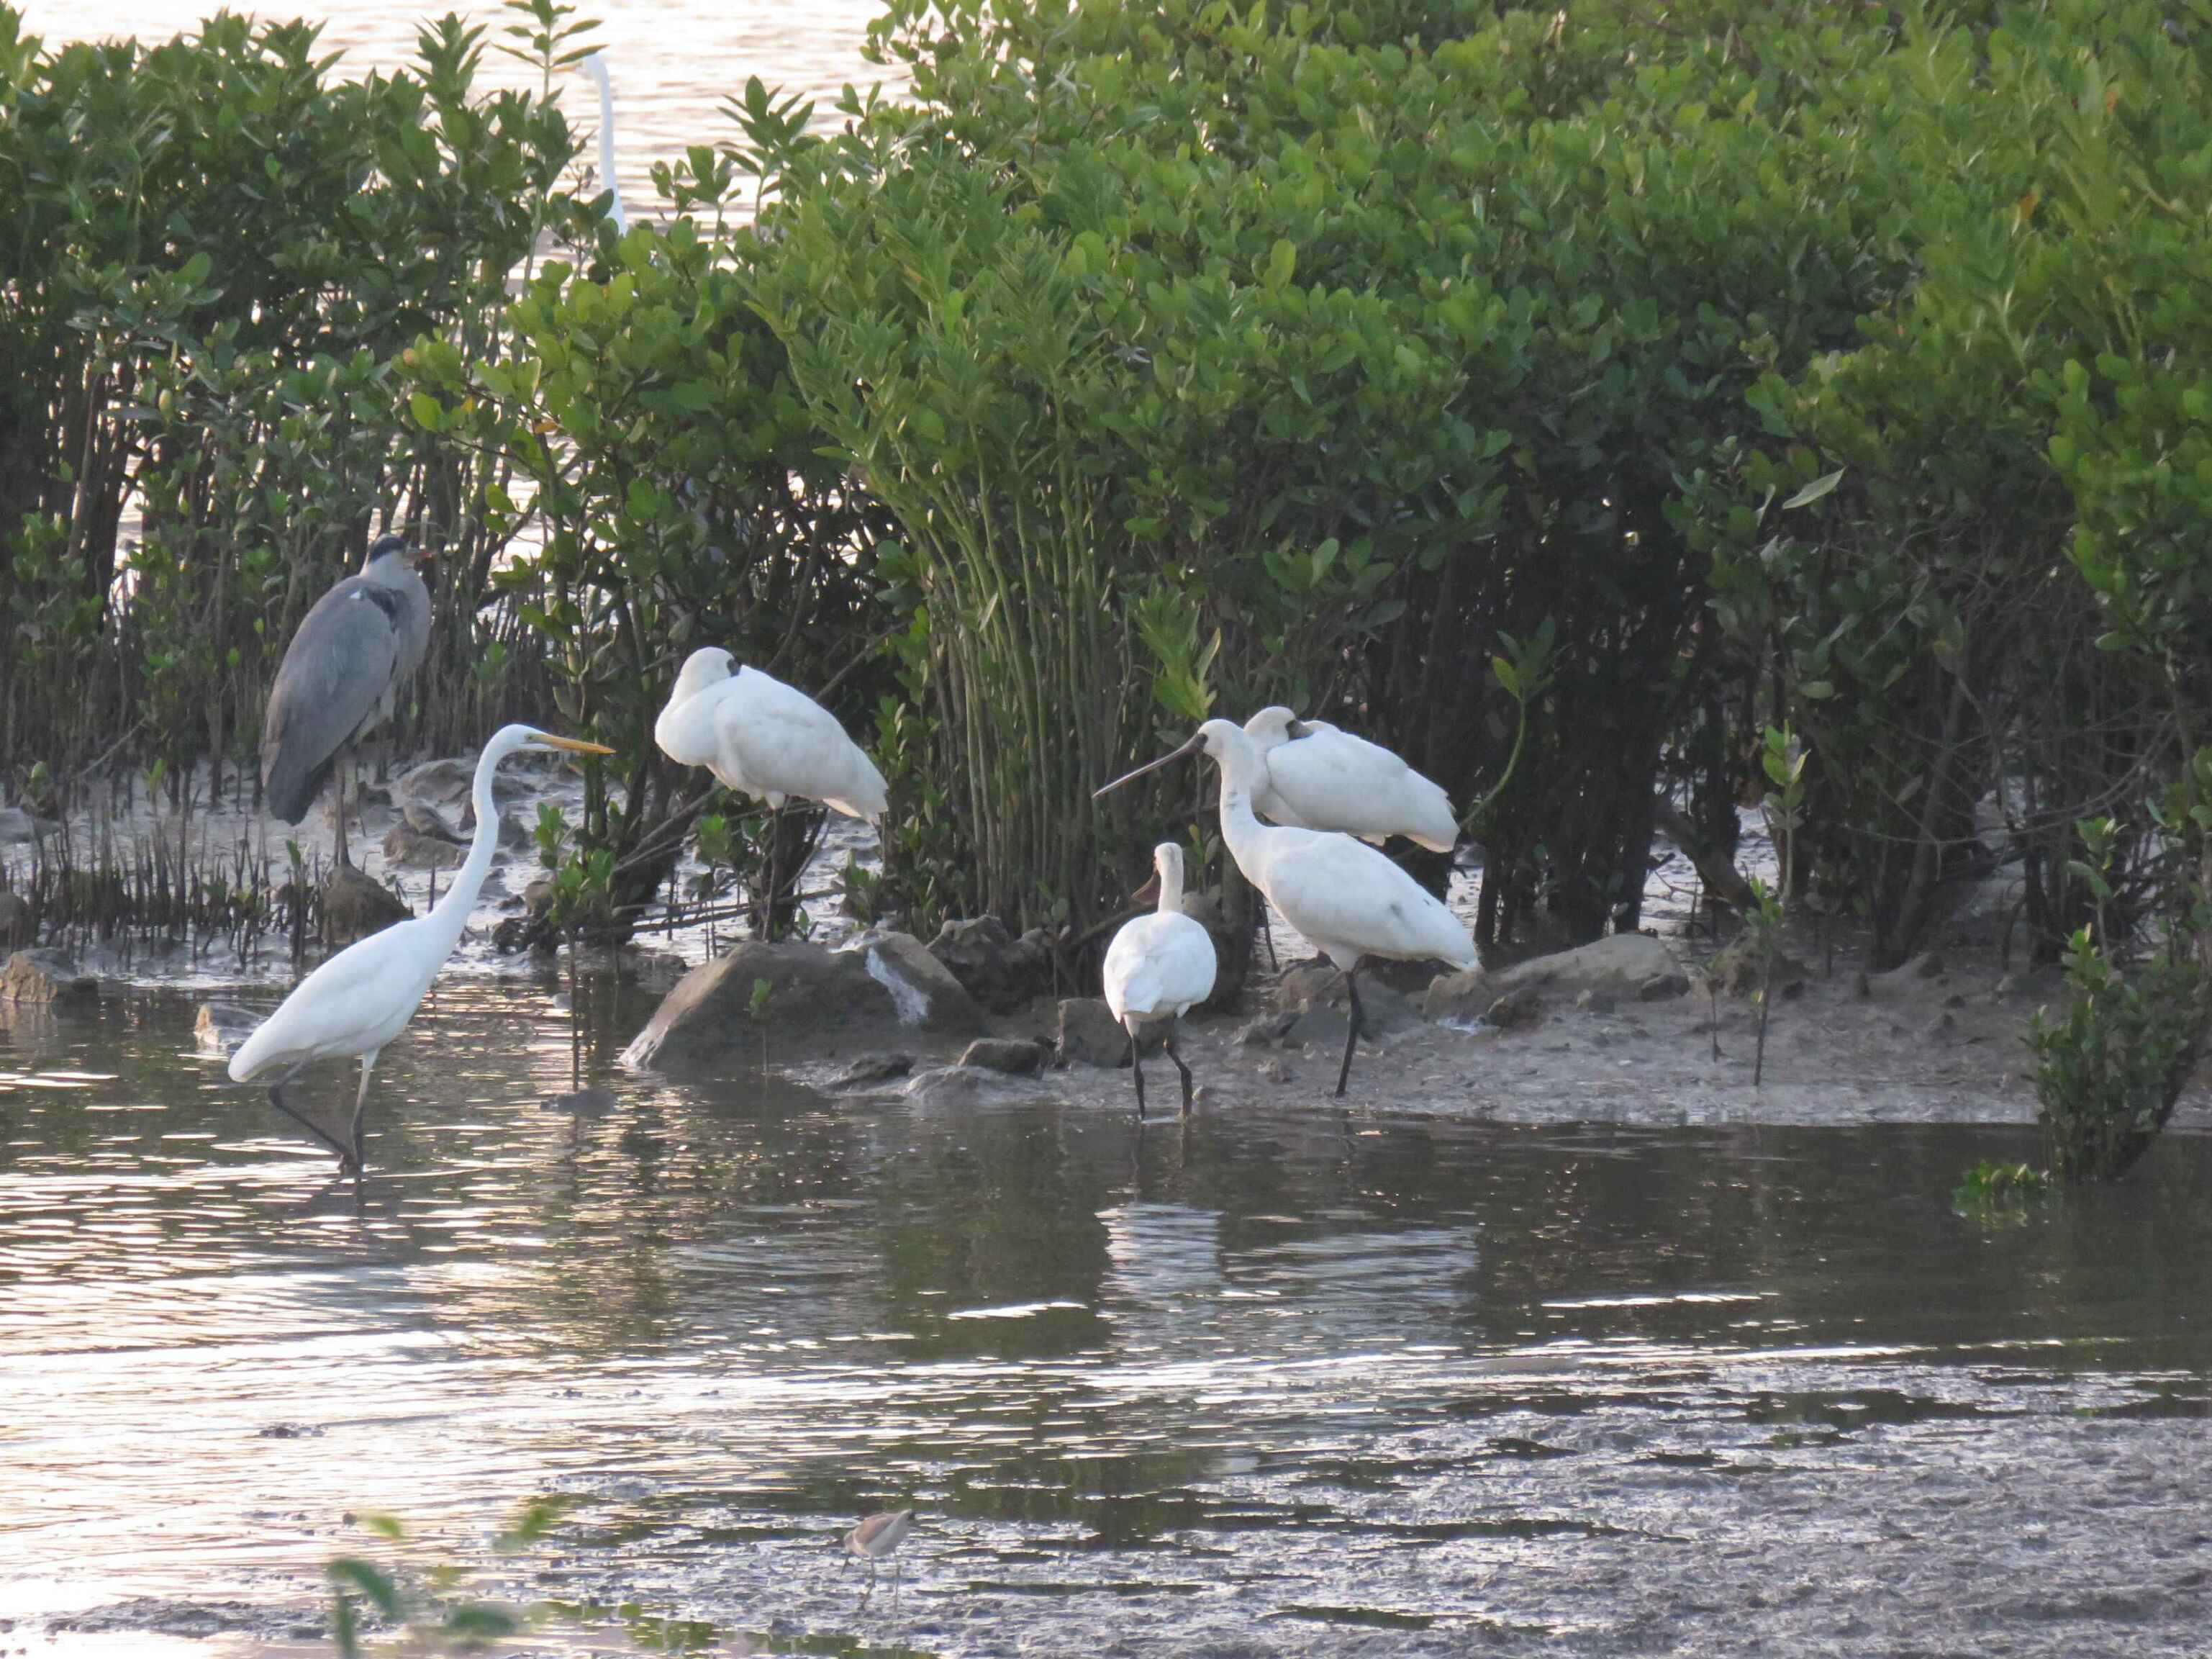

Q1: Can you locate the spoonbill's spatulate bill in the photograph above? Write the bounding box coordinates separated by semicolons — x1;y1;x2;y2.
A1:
1101;842;1218;1118
259;534;432;865
1097;720;1476;1098
1241;706;1459;852
229;725;615;1174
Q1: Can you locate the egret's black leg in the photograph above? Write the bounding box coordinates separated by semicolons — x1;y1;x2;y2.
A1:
270;1077;357;1169
1335;967;1364;1098
1166;1023;1195;1114
1128;1028;1148;1120
1260;905;1279;972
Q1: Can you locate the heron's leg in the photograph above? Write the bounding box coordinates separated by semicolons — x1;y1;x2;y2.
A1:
1166;1021;1195;1114
332;748;352;868
348;1049;379;1171
1128;1027;1147;1121
1334;966;1364;1098
269;1070;357;1168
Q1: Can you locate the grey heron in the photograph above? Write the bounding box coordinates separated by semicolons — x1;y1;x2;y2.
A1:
260;533;432;864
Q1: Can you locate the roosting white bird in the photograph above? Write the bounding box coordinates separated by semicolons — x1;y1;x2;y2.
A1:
230;724;615;1174
1241;706;1459;852
581;51;628;234
1102;842;1218;1119
656;648;888;821
1098;720;1476;1098
260;534;432;864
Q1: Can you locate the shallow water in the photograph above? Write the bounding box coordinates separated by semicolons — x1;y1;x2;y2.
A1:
4;985;2210;1655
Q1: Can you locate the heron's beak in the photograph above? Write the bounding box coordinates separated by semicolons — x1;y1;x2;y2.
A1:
540;734;617;756
1092;733;1205;799
1286;718;1312;738
1131;871;1162;905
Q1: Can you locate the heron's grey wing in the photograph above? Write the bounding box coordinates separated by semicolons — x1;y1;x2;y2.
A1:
395;566;432;679
260;580;406;823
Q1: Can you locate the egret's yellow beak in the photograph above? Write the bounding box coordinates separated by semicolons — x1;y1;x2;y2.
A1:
541;734;617;756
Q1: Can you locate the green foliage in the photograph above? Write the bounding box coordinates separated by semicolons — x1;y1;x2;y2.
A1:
1952;1159;2052;1220
2027;817;2207;1181
325;1503;545;1658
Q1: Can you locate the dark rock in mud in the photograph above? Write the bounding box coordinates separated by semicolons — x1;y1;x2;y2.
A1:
53;1599;282;1640
1703;936;1808;998
1638;969;1693;1001
381;817;466;870
1425;931;1686;1022
1238;1009;1300;1048
396;754;521;816
1276;960;1420;1040
828;1052;916;1090
322;862;409;947
1874;950;1947;989
928;916;1054;1013
959;1037;1050;1076
1;948;96;1004
1058;997;1161;1067
1485;986;1546;1031
0;890;30;947
621;934;979;1074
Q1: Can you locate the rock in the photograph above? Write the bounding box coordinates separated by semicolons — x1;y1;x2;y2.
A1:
396;756;520;816
1;948;96;1004
0;890;31;946
541;1086;619;1114
828;1052;916;1090
855;931;984;1033
1058;997;1161;1067
1923;1010;1959;1042
382;819;466;870
1277;960;1420;1038
1636;969;1692;1002
1425;932;1686;1022
1257;1057;1295;1084
621;936;980;1074
1484;987;1544;1030
903;1064;1031;1106
1854;971;1872;998
194;1001;258;1056
958;1037;1049;1076
928;916;1053;1013
1702;937;1809;998
1906;950;1947;979
1238;1010;1300;1048
322;862;409;946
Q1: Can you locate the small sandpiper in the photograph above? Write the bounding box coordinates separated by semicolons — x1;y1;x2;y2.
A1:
843;1507;917;1600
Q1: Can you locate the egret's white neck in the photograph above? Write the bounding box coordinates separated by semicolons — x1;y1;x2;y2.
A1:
425;740;511;956
587;54;627;234
1212;741;1269;872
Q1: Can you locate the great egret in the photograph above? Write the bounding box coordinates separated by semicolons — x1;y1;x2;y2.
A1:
230;724;615;1172
654;646;888;933
1102;842;1217;1118
843;1508;915;1601
1241;707;1459;852
260;533;432;866
1097;720;1475;1098
581;51;628;235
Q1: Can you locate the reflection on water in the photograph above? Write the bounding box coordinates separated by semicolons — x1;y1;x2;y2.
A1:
4;985;2211;1653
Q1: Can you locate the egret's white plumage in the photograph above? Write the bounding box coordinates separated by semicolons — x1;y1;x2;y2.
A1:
230;724;614;1170
654;647;888;822
1098;719;1475;1098
1102;843;1218;1117
581;52;628;234
1242;706;1459;852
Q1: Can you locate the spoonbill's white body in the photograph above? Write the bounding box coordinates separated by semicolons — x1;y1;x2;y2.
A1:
1101;843;1218;1118
654;647;888;822
844;1508;915;1601
1242;706;1459;852
1100;720;1476;1098
229;724;614;1172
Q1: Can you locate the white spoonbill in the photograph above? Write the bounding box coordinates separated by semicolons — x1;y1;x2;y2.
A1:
654;647;888;822
1102;842;1218;1119
843;1508;916;1601
1241;706;1459;852
229;725;615;1172
1097;720;1475;1098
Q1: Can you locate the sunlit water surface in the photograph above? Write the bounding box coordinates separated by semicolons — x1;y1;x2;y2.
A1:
4;985;2211;1655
